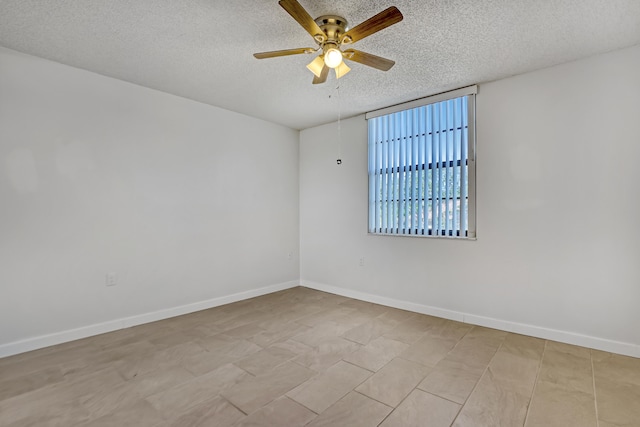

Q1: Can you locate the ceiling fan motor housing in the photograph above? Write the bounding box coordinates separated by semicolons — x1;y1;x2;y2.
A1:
314;15;349;46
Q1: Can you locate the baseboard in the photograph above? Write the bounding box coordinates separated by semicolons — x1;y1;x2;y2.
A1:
0;280;299;359
301;280;640;358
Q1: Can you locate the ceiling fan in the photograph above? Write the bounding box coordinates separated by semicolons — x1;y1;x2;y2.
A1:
254;0;403;84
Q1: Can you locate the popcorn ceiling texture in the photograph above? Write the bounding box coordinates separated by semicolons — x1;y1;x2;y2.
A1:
1;0;639;129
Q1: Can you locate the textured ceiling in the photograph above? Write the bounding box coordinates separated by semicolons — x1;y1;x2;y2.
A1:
1;0;640;130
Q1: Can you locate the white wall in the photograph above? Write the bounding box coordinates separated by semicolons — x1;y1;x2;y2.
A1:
0;48;300;355
300;44;640;356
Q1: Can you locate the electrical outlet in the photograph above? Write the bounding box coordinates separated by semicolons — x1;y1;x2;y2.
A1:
359;257;365;267
106;272;117;287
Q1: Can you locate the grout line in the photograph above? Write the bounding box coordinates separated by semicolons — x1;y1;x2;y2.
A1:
523;339;547;426
450;336;506;425
341;359;375;373
371;359;435;424
353;390;394;409
285;395;320;415
421;389;464;406
590;349;600;427
220;395;249;416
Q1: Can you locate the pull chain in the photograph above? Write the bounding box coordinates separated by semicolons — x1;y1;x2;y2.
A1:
335;81;342;165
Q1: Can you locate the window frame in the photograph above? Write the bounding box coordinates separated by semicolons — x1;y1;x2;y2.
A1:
365;85;477;239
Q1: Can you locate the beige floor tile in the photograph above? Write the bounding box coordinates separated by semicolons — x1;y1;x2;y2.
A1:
0;367;123;426
234;396;317;426
486;350;541;396
296;307;357;328
87;328;155;350
356;358;431;407
148;328;211;349
0;337;96;369
333;311;378;329
445;334;503;375
399;335;458;367
341;317;398;345
445;327;505;362
590;349;611;362
87;340;159;366
290;323;340;347
167;395;245;427
178;348;236;377
0;343;99;381
126;319;180;338
219;322;266;339
382;315;439;344
82;398;164;427
0;365;64;401
465;326;508;340
221;361;315;414
293;337;360;372
81;365;195;419
452;369;531;427
306;391;392;427
268;339;313;356
234;346;296;376
546;340;591;359
500;334;545;361
338;299;389;317
248;322;310;347
593;351;640;387
425;320;473;341
181;339;262;376
146;363;249;419
380;389;461;427
598;421;629;427
343;337;409;372
253;311;303;331
287;360;372;413
538;348;593;394
418;359;482;404
594;375;640;426
292;320;362;347
376;308;416;325
0;394;92;427
525;381;597;427
196;333;243;353
115;341;207;380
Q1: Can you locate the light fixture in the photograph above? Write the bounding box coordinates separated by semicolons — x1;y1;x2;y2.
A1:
307;43;351;80
306;56;325;78
323;46;343;68
335;61;351;79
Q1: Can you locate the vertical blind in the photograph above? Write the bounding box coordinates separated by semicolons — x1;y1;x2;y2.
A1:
366;86;476;238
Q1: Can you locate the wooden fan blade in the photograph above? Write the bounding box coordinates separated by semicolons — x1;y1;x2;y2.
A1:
254;48;315;59
341;6;403;44
343;49;395;71
279;0;326;42
312;65;329;84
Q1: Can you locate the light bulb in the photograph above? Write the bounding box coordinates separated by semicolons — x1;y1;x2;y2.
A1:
324;48;343;68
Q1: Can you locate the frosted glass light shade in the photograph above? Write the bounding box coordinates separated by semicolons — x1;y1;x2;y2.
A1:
335;61;351;79
324;48;343;68
306;56;325;78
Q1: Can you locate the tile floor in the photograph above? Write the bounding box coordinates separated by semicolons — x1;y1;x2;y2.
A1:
1;287;639;426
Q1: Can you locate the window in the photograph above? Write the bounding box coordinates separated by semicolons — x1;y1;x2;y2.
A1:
366;86;476;238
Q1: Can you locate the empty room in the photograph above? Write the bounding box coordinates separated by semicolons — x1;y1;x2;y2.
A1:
1;0;639;426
